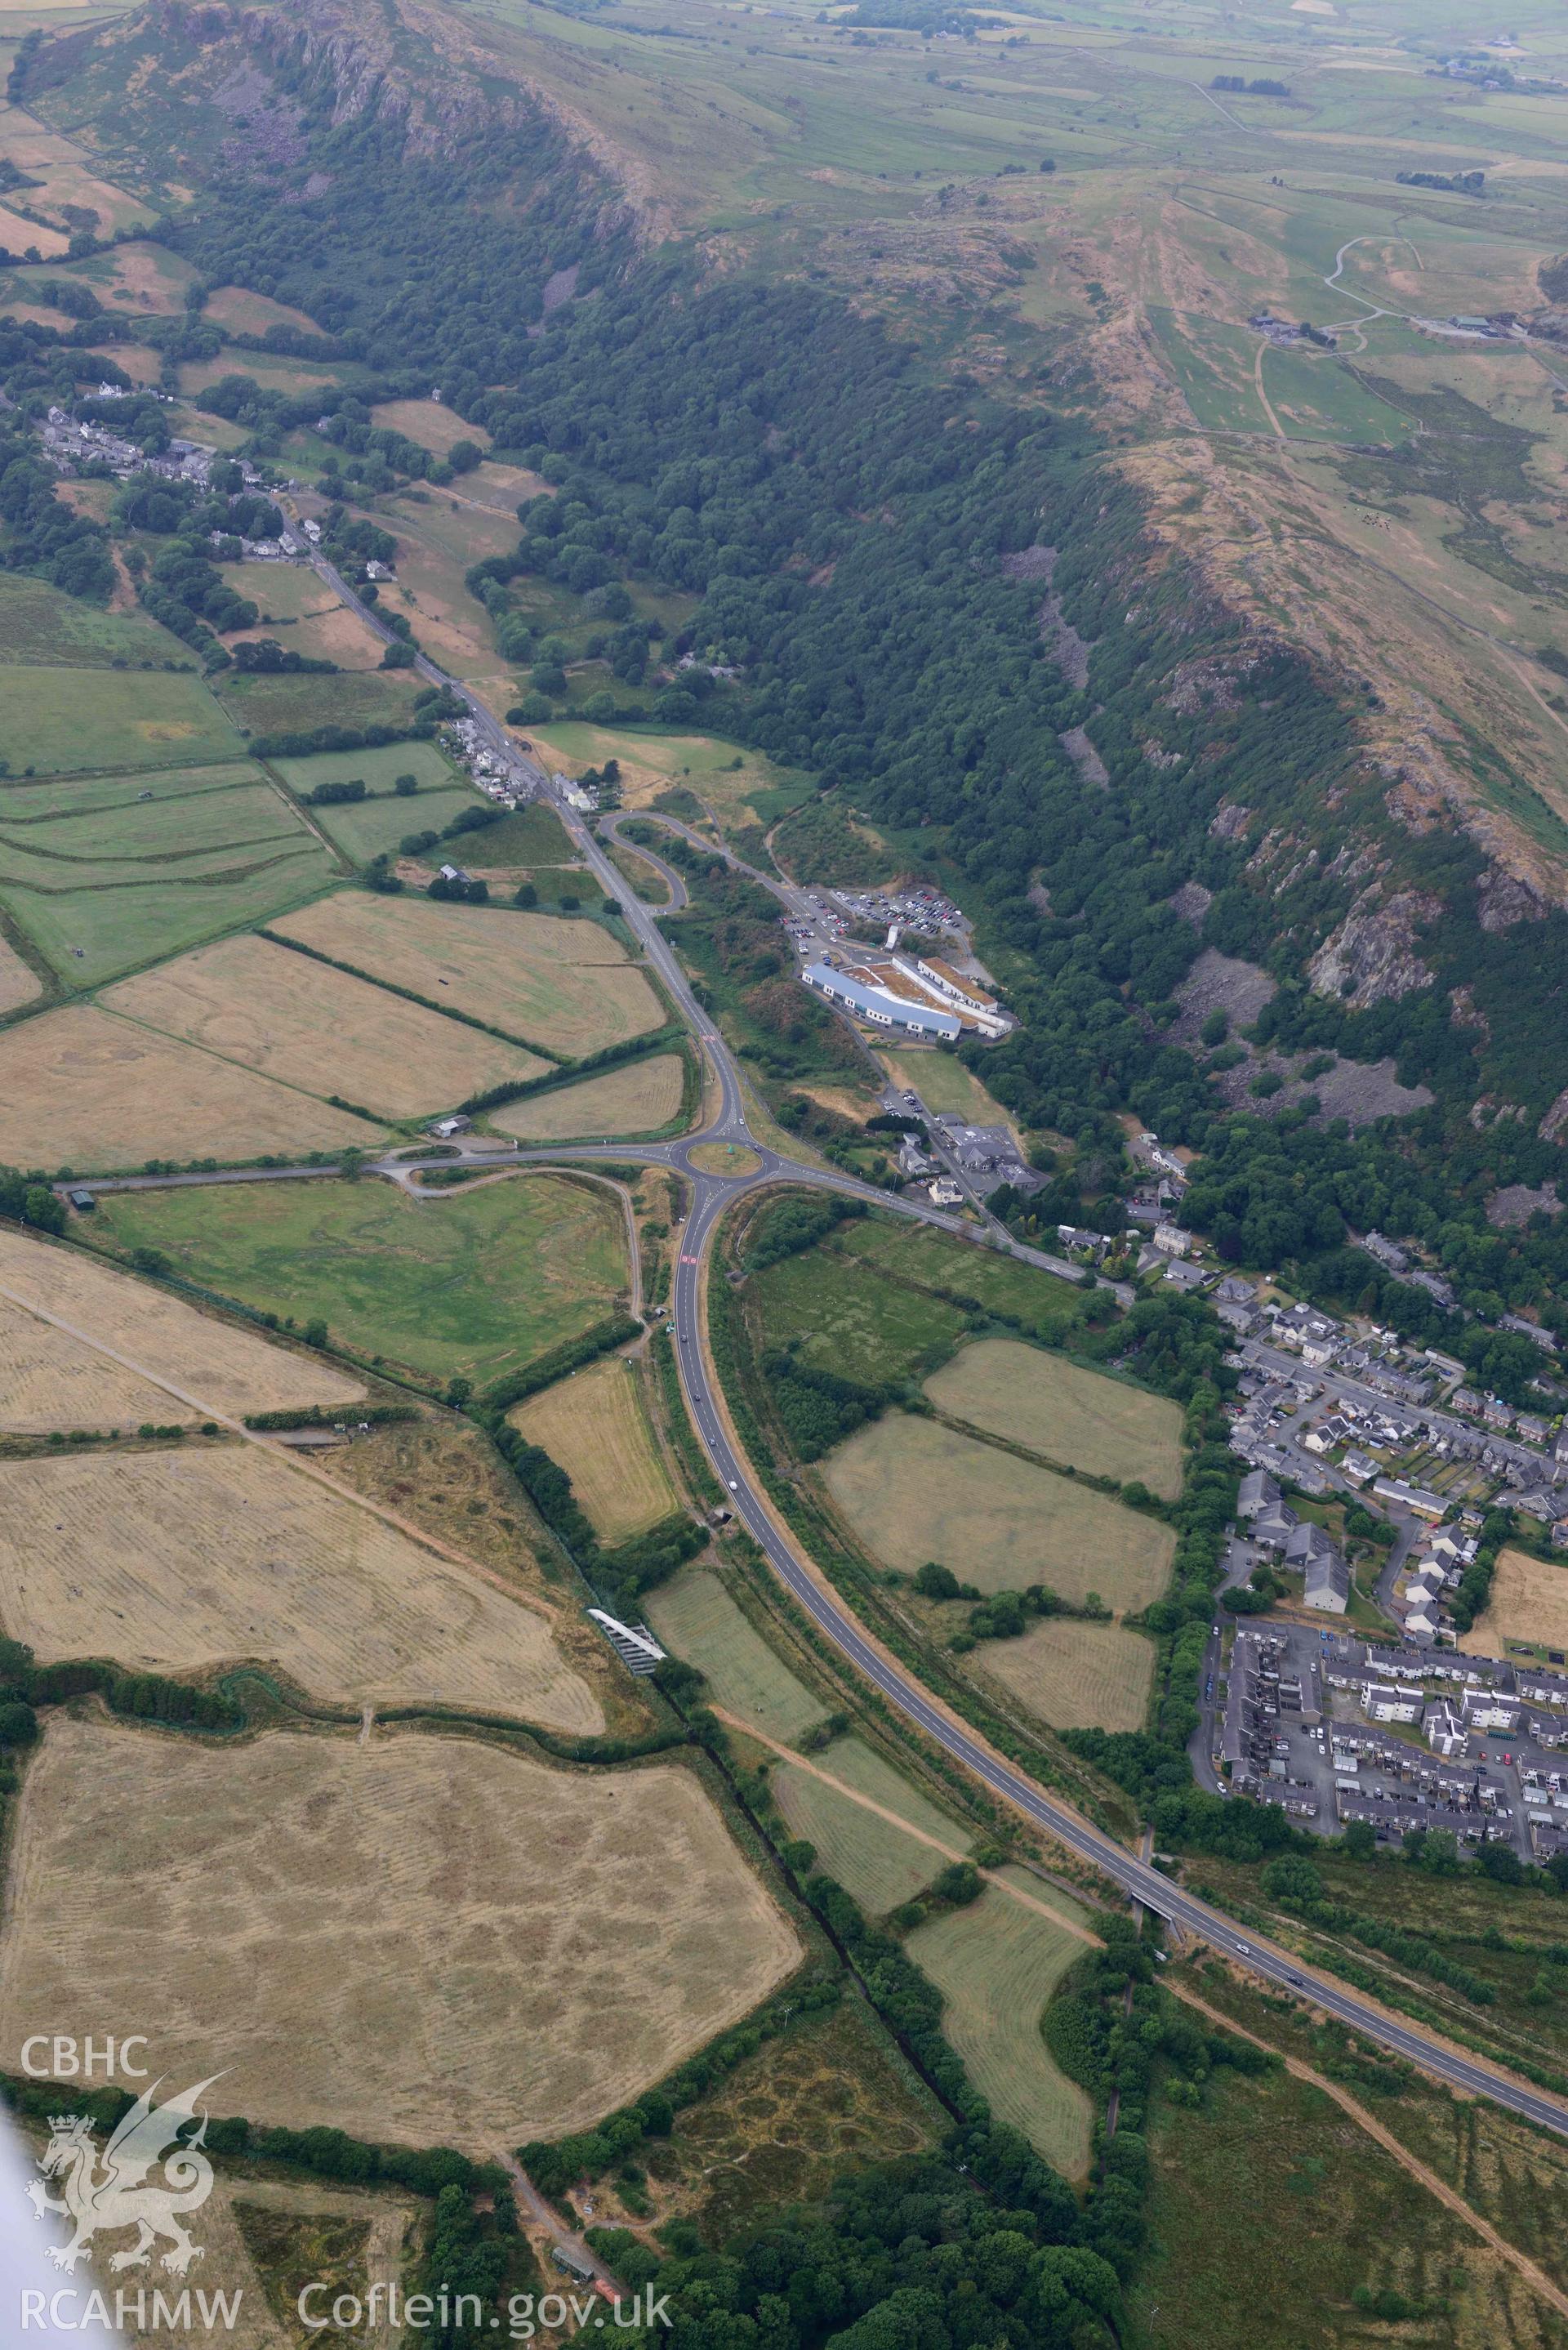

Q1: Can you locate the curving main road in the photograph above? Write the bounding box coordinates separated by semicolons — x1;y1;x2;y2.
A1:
260;528;1568;2139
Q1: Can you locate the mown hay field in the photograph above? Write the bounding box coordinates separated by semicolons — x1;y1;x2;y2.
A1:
271;891;664;1056
104;935;548;1120
906;1876;1093;2178
0;934;38;1014
772;1734;973;1915
927;1338;1183;1499
0;664;241;774
0;1225;363;1422
492;1054;686;1142
91;1172;628;1387
645;1568;826;1744
0;1298;208;1434
0;1719;800;2147
0;1007;385;1171
0;1443;599;1728
1463;1546;1568;1658
972;1616;1156;1735
822;1415;1175;1609
510;1356;676;1541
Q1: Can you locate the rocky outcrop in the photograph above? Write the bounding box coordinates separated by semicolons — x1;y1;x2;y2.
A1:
142;0;650;235
1000;546;1092;689
1164;650;1259;717
1477;863;1549;933
1307;888;1441;1010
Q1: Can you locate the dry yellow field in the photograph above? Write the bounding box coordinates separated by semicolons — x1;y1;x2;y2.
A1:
0;932;38;1014
272;892;664;1056
510;1356;677;1541
0;202;67;256
926;1340;1184;1500
370;399;491;456
206;284;327;340
227;598;385;672
972;1616;1155;1734
105;935;548;1119
0;1006;386;1171
0;1294;204;1432
0;1719;801;2147
491;1053;686;1141
0;1443;600;1729
1463;1547;1568;1658
0;1225;364;1422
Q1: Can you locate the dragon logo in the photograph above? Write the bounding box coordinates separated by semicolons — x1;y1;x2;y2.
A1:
24;2076;220;2276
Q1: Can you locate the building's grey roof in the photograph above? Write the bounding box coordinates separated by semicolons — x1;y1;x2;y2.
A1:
1237;1469;1281;1517
1303;1549;1351;1608
1285;1522;1336;1568
800;963;960;1039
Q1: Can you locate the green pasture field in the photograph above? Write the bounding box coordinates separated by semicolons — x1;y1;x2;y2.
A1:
0;764;261;821
271;742;467;800
0;667;243;775
822;1414;1175;1609
447;804;579;869
906;1876;1092;2178
312;789;482;866
831;1217;1089;1341
771;1733;972;1915
214;669;429;738
0;767;336;986
271;742;479;863
643;1567;826;1745
926;1337;1183;1497
746;1242;969;1389
0;575;190;668
87;1171;630;1388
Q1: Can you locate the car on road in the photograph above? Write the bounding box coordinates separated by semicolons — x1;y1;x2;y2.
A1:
1205;1678;1214;1699
1285;1972;1305;1987
1234;1941;1250;1955
728;1478;739;1491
